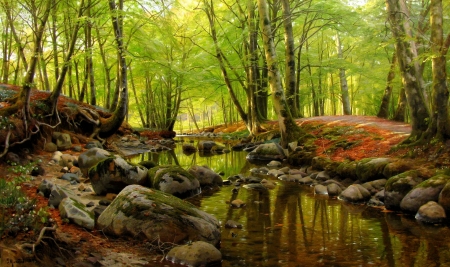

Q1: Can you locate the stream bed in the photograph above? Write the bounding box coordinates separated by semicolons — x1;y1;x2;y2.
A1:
131;138;450;267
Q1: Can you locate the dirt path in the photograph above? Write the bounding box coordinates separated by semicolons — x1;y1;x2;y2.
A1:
298;115;411;135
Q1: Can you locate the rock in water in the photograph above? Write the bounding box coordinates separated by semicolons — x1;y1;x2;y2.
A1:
166;241;222;267
97;185;221;246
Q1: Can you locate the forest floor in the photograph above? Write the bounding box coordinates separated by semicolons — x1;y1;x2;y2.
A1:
2;114;450;266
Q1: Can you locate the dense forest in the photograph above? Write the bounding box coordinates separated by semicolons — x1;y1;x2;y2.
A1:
0;0;448;144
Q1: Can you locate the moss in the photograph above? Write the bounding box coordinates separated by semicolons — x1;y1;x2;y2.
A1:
415;174;450;188
147;165;196;189
70;198;95;220
115;187;203;221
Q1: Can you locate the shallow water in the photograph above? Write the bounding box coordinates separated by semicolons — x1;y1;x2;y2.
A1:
131;138;450;267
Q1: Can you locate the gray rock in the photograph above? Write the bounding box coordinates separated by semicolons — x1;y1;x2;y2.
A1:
261;179;276;189
182;143;197;153
415;201;446;224
197;141;226;153
97;185;221;246
362;179;387;195
225;220;243;229
148;165;200;198
61;173;80;183
267;169;285;178
59;198;95;230
53;132;72;151
78;148;112;176
314;184;328;195
339;184;371;203
166;241;221;267
267;160;282;167
278;174;302;182
188;165;223;187
400;175;450;214
38;179;54;198
315;171;331;182
49;184;80;208
60;154;77;168
246;143;286;162
298;176;313;185
89;156;148;195
51;151;63;164
85;140;103;149
44;142;58;152
230;199;246;208
327;183;342;197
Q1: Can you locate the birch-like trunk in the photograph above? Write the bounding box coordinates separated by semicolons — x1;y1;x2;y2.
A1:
386;0;429;139
336;33;351;115
257;0;300;148
428;0;450;140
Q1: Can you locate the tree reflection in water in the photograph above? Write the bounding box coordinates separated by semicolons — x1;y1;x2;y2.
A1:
131;140;450;267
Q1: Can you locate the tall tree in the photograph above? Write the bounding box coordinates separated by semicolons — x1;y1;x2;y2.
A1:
377;52;397;119
425;0;450;140
257;0;302;147
386;0;429;141
281;0;299;118
335;33;351;115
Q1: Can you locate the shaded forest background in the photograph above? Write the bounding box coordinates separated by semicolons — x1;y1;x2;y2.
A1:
0;0;448;140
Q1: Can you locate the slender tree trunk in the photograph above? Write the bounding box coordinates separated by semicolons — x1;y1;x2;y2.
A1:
203;0;249;132
47;0;85;113
257;0;302;148
427;0;450;140
281;0;298;118
393;86;407;122
386;0;429;140
336;33;351;115
129;62;145;127
99;0;128;138
377;52;397;118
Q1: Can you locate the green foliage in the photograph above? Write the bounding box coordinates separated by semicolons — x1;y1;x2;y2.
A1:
0;160;49;236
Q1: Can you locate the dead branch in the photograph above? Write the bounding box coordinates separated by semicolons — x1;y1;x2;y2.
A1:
20;224;57;254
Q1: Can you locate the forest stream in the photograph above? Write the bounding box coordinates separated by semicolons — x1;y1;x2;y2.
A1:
130;137;450;267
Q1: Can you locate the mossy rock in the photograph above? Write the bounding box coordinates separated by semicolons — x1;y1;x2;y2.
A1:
148;165;200;199
97;185;221;246
355;158;392;183
400;174;450;214
287;150;316;166
382;160;415;178
335;161;358;180
311;156;333;171
88;156;148;195
438;182;450;212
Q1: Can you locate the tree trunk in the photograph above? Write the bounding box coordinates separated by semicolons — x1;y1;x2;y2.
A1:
377;52;397;119
427;0;450;140
203;0;250;132
257;0;302;148
47;0;85;114
386;0;429;140
281;0;299;118
393;86;407;122
99;0;129;138
336;33;351;115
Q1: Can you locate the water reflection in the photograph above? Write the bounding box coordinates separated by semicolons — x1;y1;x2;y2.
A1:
131;138;450;267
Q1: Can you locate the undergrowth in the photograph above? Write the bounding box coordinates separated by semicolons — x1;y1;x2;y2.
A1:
0;160;50;237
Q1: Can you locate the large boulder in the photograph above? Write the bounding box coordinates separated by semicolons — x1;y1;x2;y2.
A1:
148;165;200;198
188;165;223;187
88;156;148;195
166;241;222;267
400;174;450;214
355;158;391;182
384;170;423;211
78;148;112;176
438;182;450;212
97;185;221;246
246;143;286;162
